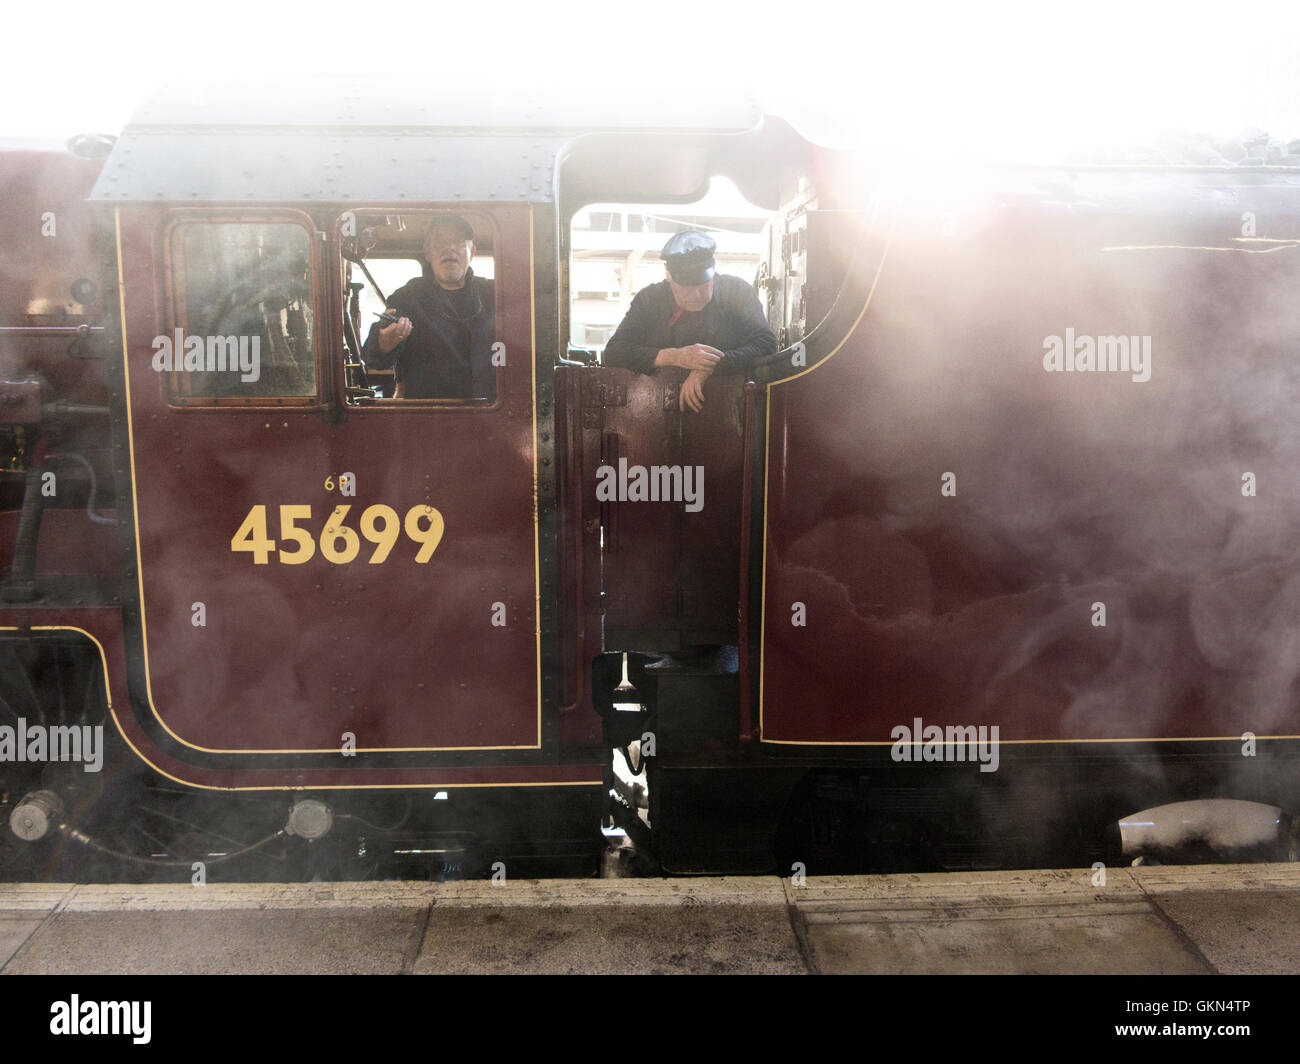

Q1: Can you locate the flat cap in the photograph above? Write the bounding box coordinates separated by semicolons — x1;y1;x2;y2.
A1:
426;214;475;242
661;230;716;285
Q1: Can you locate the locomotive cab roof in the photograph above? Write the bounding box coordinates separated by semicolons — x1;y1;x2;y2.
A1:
88;79;802;208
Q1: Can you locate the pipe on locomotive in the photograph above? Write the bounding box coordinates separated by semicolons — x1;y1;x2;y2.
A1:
43;453;116;526
8;789;289;867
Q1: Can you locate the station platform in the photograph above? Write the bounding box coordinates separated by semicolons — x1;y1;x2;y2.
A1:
1;864;1297;975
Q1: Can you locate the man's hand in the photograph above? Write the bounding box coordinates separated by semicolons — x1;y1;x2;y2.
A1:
680;368;711;413
377;311;413;354
655;344;723;372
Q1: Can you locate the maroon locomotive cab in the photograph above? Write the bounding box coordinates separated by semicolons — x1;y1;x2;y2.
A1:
14;82;1300;882
113;202;545;770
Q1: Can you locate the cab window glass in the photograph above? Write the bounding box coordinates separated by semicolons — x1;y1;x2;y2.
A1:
167;222;316;401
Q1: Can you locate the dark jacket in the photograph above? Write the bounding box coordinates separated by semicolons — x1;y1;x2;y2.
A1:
602;275;777;376
361;267;495;399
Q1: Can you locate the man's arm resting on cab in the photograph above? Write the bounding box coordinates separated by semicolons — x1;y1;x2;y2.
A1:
604;292;724;374
600;289;660;374
654;344;723;371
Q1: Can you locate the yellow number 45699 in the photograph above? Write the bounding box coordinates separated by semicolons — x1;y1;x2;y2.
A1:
230;504;444;565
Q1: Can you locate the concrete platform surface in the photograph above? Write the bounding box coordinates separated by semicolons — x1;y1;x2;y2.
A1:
0;865;1296;974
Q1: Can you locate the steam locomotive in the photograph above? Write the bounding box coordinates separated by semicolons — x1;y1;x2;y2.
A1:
1;83;1297;881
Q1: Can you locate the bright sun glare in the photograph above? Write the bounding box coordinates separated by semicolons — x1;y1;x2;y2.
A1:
4;0;1298;163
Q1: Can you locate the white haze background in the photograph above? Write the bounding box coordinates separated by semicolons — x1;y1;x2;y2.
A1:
2;0;1298;161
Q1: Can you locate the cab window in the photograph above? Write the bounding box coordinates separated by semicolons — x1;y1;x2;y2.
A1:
164;220;317;404
338;210;497;405
567;179;771;364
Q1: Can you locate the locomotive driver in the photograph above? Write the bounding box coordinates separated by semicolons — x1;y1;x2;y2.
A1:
602;230;776;412
362;215;495;399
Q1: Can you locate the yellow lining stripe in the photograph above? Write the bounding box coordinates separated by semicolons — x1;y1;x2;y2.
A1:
757;225;892;741
0;624;597;791
753;219;1297;746
530;205;543;739
0;617;1289;787
1101;242;1300;254
116;206;545;754
761;735;1300;746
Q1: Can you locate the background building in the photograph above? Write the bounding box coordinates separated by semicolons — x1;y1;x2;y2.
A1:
569;178;772;356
